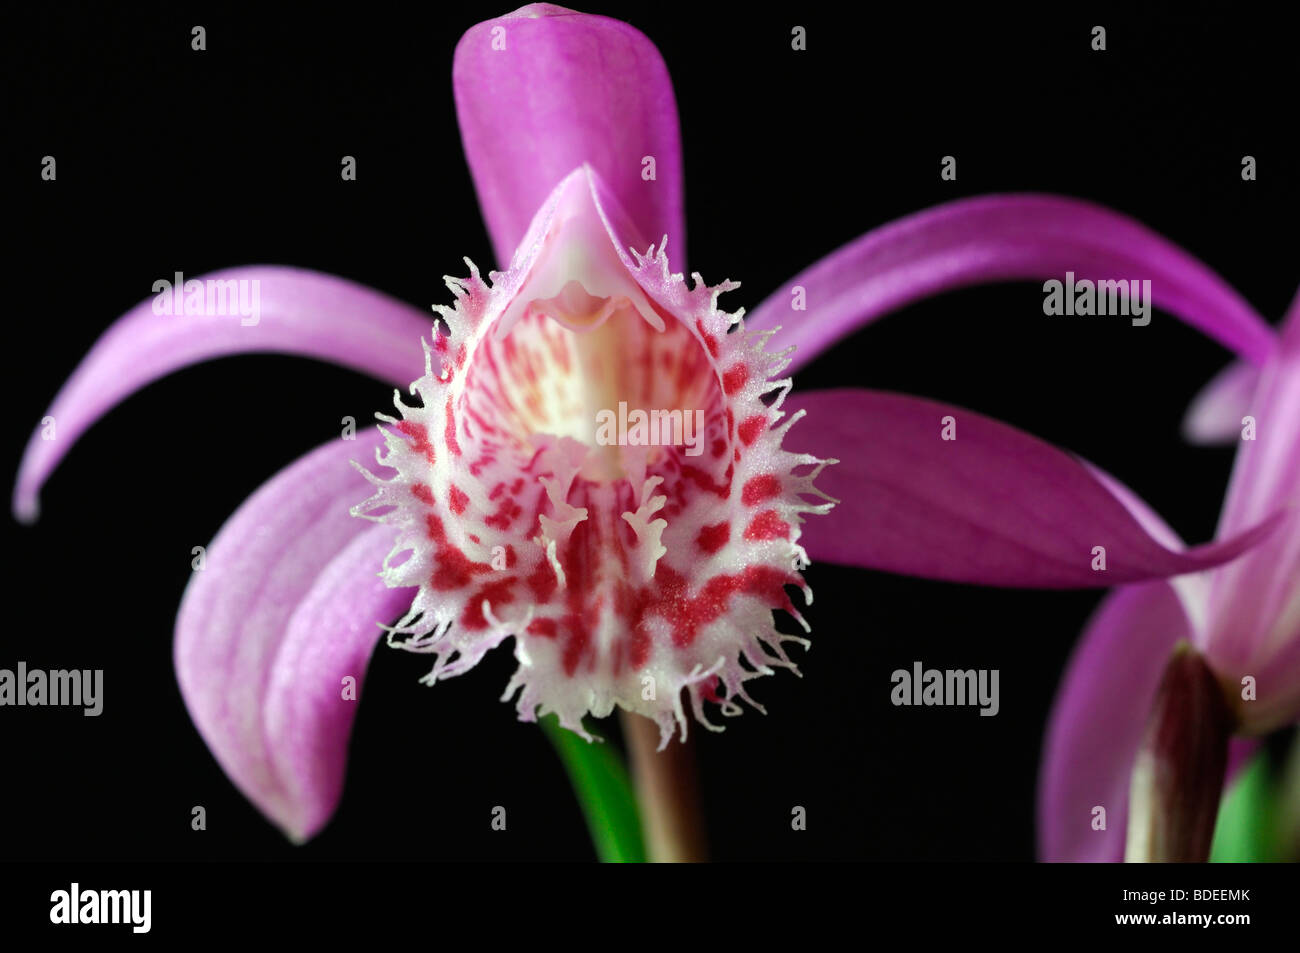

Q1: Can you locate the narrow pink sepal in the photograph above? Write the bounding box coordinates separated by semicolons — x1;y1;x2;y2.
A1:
788;388;1279;587
13;267;431;523
746;194;1275;374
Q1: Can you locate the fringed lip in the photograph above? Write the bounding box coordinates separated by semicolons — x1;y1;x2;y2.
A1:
353;166;836;746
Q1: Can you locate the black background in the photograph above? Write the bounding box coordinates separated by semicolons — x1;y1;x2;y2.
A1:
3;2;1296;863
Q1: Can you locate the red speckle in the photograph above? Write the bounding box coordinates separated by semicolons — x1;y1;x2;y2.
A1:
649;564;795;648
561;614;593;676
722;363;748;395
696;522;731;554
738;414;766;445
396;420;435;463
527;560;558;603
444;397;462;456
432;544;493;590
448;484;469;515
680;464;731;499
628;626;650;669
710;438;727;458
411;483;434;505
527;618;558;638
485;496;523;530
613;581;655;671
700;675;723;704
696;319;719;359
742;474;781;506
425;513;447;543
461;578;516;630
744;509;791;541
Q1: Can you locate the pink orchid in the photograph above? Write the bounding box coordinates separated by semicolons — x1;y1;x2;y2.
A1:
13;4;1280;845
1039;290;1299;862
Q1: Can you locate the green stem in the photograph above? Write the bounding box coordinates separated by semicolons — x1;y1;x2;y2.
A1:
541;715;646;863
1210;750;1278;862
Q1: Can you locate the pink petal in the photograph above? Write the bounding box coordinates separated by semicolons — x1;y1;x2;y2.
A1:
1037;582;1189;862
454;4;685;271
1217;287;1300;540
175;429;413;841
1182;360;1264;445
1204;288;1300;728
745;194;1275;374
264;522;415;841
14;267;432;523
788;388;1279;587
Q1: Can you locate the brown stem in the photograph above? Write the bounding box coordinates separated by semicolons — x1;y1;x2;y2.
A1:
1125;643;1234;862
620;712;708;862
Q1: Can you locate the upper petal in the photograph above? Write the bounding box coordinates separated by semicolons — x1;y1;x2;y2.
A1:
788;388;1278;588
175;429;414;841
454;5;685;271
745;194;1275;374
14;267;431;523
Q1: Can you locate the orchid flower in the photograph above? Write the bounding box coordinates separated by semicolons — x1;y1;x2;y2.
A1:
1039;289;1299;862
13;4;1279;849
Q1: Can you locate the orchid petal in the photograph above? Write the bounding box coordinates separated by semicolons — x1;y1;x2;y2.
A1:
788;389;1278;587
1037;582;1189;861
745;194;1275;374
1218;287;1300;541
1082;463;1211;637
454;4;685;271
264;523;416;841
1183;360;1265;445
14;267;431;523
175;429;413;841
1205;288;1300;726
